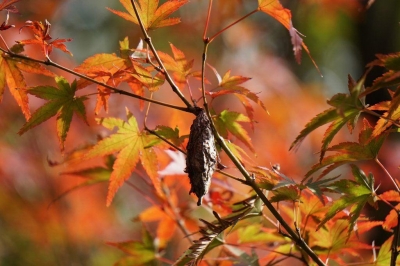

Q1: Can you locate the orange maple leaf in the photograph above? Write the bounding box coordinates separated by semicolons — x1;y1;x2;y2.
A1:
107;0;188;31
158;43;201;90
84;108;164;206
19;20;72;57
258;0;319;70
0;48;55;119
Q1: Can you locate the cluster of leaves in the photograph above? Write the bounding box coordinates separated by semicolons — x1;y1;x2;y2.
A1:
1;0;400;265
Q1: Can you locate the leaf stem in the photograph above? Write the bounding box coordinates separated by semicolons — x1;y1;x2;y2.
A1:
129;0;194;110
363;108;400;128
200;36;325;266
0;47;193;113
208;9;258;43
0;33;10;51
375;157;400;192
203;0;213;40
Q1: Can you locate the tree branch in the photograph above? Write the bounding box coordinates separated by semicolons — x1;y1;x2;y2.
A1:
129;0;194;111
0;47;193;114
375;157;400;192
200;35;326;266
208;9;258;43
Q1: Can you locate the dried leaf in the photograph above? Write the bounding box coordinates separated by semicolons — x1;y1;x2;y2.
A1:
185;109;217;206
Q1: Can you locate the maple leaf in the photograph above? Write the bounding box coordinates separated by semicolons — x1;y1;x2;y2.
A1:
237;224;285;244
270;186;300;203
107;0;188;31
132;64;165;91
316;164;378;237
84;108;164;206
207;69;267;129
257;0;318;69
311;218;374;261
108;227;157;265
372;236;400;266
18;76;88;150
290;75;366;162
225;140;253;165
19;20;72;57
303;175;339;203
378;190;400;231
362;52;400;97
0;45;55;119
305;119;386;179
215;110;254;152
368;89;400;138
138;193;178;248
154;125;185;148
158;43;201;90
75;52;136;114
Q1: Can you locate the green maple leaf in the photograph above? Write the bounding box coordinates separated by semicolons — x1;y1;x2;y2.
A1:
362;52;400;97
108;227;156;265
107;0;188;31
290;75;366;162
215;110;254;152
270;186;300;203
372;235;400;265
154;125;185;147
305;118;386;179
18;76;88;150
303;175;339;203
317;164;378;237
85;108;163;206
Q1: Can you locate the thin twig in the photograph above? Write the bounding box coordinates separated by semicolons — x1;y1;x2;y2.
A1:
375;157;400;192
129;0;194;110
363;108;400;128
0;33;10;50
203;0;213;40
208;9;258;43
216;170;248;184
144;43;162;71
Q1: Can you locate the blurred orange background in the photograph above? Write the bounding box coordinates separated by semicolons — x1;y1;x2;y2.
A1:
0;0;399;265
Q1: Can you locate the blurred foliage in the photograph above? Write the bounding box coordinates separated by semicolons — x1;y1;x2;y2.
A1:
0;0;399;265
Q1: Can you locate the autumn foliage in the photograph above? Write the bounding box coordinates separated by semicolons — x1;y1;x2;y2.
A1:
1;0;400;265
